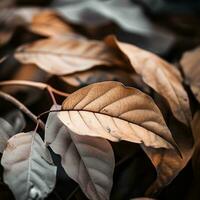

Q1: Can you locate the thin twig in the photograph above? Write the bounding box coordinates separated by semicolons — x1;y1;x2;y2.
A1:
47;86;58;105
0;91;45;129
0;80;70;97
37;109;62;120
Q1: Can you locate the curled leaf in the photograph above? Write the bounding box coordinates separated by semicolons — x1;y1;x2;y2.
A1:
105;35;191;126
0;111;25;153
0;119;15;153
142;117;193;195
15;38;124;75
180;47;200;103
192;111;200;179
45;105;115;200
60;68;135;88
29;10;76;38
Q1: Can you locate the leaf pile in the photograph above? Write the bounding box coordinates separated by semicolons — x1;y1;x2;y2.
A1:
0;1;200;200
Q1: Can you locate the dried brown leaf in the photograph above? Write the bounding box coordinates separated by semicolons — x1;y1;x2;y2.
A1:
105;35;191;126
60;68;135;87
58;81;178;151
15;38;124;75
192;111;200;179
180;47;200;103
142;117;193;195
29;10;77;38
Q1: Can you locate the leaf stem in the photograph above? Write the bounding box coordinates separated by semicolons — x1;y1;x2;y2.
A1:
0;80;70;98
0;91;45;130
37;109;62;120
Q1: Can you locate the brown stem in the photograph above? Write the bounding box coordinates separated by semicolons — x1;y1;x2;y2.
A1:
37;109;61;120
0;80;70;98
47;86;57;105
0;91;45;130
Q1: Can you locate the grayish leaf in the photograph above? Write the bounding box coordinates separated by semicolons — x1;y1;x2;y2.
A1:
1;131;57;200
54;0;175;54
45;105;115;200
0;118;14;153
0;111;25;153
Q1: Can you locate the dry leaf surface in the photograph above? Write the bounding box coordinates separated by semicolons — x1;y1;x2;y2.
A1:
180;47;200;103
45;105;115;200
1;132;57;200
192;111;200;179
105;36;191;126
58;81;178;150
0;111;25;153
29;10;76;38
142;117;193;195
15;38;124;75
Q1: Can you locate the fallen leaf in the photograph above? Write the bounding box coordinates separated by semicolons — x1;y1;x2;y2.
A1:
0;118;15;153
54;0;175;54
1;131;57;200
105;35;191;126
58;81;178;151
192;111;200;179
45;105;115;200
15;37;125;75
0;8;40;46
180;47;200;103
4;110;26;134
60;68;135;88
0;110;25;153
142;116;193;195
29;10;76;38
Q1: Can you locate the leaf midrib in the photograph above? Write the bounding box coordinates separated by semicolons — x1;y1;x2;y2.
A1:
61;109;174;148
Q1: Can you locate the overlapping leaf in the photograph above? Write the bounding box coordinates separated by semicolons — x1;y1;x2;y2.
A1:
0;8;40;46
60;68;136;88
58;81;178;151
45;105;115;200
29;10;76;38
15;37;125;75
105;35;191;126
0;119;15;153
1;132;57;200
192;111;200;179
180;47;200;103
142;117;193;195
0;111;25;153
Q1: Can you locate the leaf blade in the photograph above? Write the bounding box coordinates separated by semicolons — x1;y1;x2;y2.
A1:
1;132;57;200
15;38;124;75
45;106;115;200
59;81;179;151
105;35;191;126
